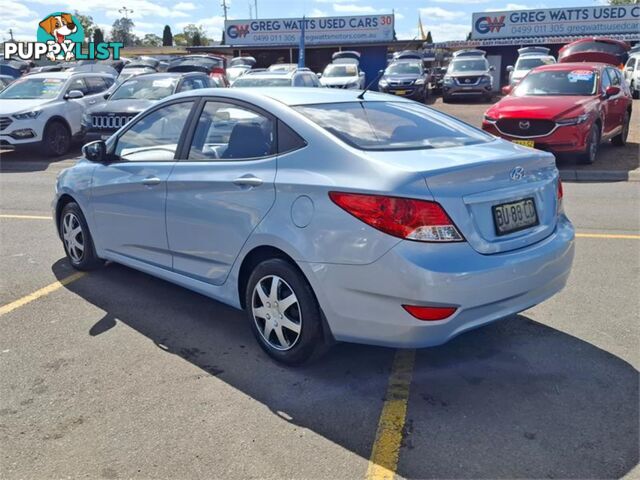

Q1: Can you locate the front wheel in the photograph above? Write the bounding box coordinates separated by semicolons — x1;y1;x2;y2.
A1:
245;258;325;365
579;124;600;165
612;112;630;146
59;202;104;270
41;121;71;157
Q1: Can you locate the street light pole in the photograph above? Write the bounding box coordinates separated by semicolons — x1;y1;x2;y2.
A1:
221;0;229;21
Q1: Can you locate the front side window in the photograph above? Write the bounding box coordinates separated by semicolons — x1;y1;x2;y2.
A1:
67;78;88;95
0;77;65;99
85;76;107;94
607;68;621;86
294;101;491;151
114;101;194;162
187;101;275;160
514;70;597;96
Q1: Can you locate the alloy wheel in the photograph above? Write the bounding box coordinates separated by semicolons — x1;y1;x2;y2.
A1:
62;212;84;263
251;275;302;351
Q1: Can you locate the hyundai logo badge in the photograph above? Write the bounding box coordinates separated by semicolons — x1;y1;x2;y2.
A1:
510;166;525;181
519;120;530;130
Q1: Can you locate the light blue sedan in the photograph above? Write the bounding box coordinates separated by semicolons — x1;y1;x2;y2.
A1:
53;87;575;364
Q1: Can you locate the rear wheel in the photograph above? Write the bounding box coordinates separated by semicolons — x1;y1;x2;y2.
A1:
612;111;630;146
631;82;639;99
579;124;600;165
442;94;451;103
41;121;71;157
245;258;325;365
59;202;104;270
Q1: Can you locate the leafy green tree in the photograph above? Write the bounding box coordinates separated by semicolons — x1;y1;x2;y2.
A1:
162;25;173;46
93;28;104;44
183;24;209;46
142;33;162;47
111;17;135;46
73;10;94;43
173;33;188;47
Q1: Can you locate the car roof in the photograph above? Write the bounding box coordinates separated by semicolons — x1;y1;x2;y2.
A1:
172;87;408;106
128;72;204;80
533;62;606;72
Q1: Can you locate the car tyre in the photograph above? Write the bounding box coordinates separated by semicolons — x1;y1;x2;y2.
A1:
631;82;639;99
579;124;600;165
59;202;104;271
612;111;630;146
41;120;71;157
245;258;325;365
442;95;451;103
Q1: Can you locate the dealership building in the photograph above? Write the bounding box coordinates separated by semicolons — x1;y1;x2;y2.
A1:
438;5;640;87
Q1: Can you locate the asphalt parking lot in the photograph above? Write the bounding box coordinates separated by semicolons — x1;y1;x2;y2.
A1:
1;98;639;479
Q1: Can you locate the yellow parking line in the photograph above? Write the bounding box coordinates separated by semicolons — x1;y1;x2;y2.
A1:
0;272;86;317
576;233;640;240
365;349;416;480
0;214;51;220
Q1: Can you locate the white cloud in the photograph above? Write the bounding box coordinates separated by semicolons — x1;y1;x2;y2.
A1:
432;0;489;3
486;3;528;11
419;7;464;21
3;1;37;19
315;0;357;3
174;2;197;10
333;4;377;14
395;12;405;20
309;8;327;17
27;0;191;20
177;15;225;39
0;17;39;41
404;22;470;42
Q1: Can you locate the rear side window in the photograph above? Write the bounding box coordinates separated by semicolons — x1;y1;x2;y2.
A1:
67;77;88;95
278;120;306;153
294;101;491;151
85;76;106;94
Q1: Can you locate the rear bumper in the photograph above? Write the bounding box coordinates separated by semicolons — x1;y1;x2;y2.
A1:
482;120;591;154
300;216;574;348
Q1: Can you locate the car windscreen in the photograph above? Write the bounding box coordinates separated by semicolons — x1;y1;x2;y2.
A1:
448;59;487;72
0;77;64;99
515;57;551;70
323;65;358;77
386;62;421;75
514;70;597;96
294;101;491;151
110;77;178;100
232;77;291;87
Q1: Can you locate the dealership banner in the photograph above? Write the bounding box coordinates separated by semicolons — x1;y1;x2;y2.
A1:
471;5;640;40
224;15;395;46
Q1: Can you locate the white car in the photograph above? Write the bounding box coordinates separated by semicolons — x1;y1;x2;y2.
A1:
623;52;640;99
319;51;366;89
0;71;115;156
506;47;556;87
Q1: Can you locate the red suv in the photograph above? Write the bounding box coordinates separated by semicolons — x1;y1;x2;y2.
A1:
482;63;632;164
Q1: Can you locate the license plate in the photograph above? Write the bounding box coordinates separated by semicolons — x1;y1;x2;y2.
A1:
492;198;538;236
512;139;535;148
462;86;473;90
394;90;407;95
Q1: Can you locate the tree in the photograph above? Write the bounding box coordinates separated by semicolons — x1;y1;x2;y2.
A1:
111;17;135;47
173;33;188;47
162;25;173;46
142;33;162;47
466;31;472;41
182;24;209;46
93;27;104;44
73;10;94;43
426;31;433;44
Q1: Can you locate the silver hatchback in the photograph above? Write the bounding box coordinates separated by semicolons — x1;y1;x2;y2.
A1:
54;88;574;364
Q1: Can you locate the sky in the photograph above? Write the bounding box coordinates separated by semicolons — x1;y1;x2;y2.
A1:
1;0;606;43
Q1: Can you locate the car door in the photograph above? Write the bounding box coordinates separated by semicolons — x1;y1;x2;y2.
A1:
91;99;196;268
165;99;277;285
603;68;625;135
60;76;90;135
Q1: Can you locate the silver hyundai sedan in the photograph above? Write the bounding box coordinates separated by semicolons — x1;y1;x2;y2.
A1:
53;88;575;364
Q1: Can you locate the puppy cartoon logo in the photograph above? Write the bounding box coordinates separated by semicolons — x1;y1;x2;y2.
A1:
37;12;85;61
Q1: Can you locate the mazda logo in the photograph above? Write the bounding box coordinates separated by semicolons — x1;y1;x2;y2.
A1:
510;166;525;181
519;120;530;130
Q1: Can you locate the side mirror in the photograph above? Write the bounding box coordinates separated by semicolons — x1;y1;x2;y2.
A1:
65;89;84;100
501;85;513;95
605;85;620;98
82;140;107;163
506;65;514;72
489;66;496;72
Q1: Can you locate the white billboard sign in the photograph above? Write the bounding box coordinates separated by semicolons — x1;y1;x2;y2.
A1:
471;5;640;40
224;15;395;47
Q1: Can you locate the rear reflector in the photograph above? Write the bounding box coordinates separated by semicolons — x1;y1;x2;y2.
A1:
403;305;457;321
329;191;464;242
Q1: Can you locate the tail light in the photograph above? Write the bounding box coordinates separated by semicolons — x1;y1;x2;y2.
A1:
329;191;464;242
403;305;457;321
210;67;226;76
557;178;564;214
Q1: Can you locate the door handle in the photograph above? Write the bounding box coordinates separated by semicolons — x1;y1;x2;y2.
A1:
88;100;97;105
233;175;263;187
142;176;161;186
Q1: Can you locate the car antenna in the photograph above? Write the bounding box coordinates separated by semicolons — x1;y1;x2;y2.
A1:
357;69;385;100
